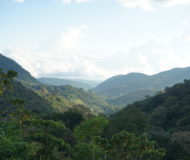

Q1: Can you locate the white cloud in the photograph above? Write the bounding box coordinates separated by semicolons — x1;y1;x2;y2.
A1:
10;0;190;8
166;0;190;6
57;0;93;4
60;25;87;53
1;25;112;80
11;0;93;4
117;0;190;11
2;21;190;80
13;0;24;2
117;0;155;11
75;0;93;3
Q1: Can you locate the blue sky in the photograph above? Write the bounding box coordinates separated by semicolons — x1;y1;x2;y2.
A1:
1;0;190;80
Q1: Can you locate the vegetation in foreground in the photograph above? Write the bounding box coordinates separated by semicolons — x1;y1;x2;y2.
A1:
1;68;190;160
0;69;165;160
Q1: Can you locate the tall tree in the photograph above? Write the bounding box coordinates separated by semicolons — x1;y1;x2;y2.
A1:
73;117;108;160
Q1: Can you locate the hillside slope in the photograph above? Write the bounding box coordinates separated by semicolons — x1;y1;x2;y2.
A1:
33;84;115;114
0;81;53;113
94;68;190;97
111;79;190;132
107;89;158;106
0;54;40;86
0;54;114;115
106;80;190;160
93;67;190;106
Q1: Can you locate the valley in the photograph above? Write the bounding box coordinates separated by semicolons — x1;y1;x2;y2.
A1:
0;54;190;160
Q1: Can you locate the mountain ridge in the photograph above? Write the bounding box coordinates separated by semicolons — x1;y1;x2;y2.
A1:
94;67;190;96
0;54;40;86
38;77;96;90
93;67;190;106
0;53;114;114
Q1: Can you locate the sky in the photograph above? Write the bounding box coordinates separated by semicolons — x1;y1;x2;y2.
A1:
1;0;190;80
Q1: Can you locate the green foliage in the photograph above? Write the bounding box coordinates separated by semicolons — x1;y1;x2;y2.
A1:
27;119;70;160
0;68;17;95
108;79;190;160
44;110;84;130
107;89;158;106
73;117;108;160
73;142;104;160
74;117;108;142
0;122;31;160
1;56;190;160
0;54;115;115
0;81;54;113
34;84;115;115
105;107;149;137
96;131;165;160
94;68;190;111
8;98;32;125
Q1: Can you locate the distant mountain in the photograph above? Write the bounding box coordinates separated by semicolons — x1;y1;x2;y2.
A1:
94;68;190;96
94;73;149;96
38;77;92;90
0;54;114;115
0;54;40;86
72;79;101;88
93;67;190;106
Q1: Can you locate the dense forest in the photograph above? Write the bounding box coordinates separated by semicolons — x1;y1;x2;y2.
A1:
0;69;166;160
106;80;190;160
0;55;190;160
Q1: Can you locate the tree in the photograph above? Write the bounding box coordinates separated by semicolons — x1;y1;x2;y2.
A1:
28;119;69;160
0;122;31;160
0;69;32;159
0;69;17;95
44;110;84;130
73;117;108;160
96;131;166;160
8;99;32;126
105;107;149;137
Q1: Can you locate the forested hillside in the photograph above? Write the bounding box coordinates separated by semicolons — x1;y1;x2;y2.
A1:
94;68;190;96
0;54;39;86
94;68;190;106
32;84;115;114
2;1;189;160
0;54;114;115
0;81;53;113
0;69;166;160
107;89;158;106
1;63;190;160
106;79;190;160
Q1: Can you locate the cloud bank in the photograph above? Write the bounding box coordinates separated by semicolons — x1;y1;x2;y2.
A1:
57;0;93;4
13;0;24;3
2;21;190;80
118;0;190;11
12;0;190;9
